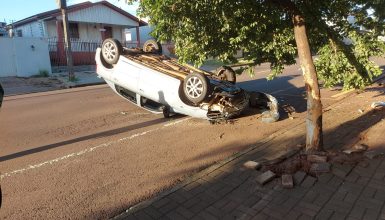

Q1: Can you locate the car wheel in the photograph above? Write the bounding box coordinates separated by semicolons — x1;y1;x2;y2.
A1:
183;72;211;104
101;38;122;64
143;39;162;54
216;66;236;84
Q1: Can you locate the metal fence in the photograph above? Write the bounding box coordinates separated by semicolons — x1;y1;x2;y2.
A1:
48;38;175;66
48;38;102;66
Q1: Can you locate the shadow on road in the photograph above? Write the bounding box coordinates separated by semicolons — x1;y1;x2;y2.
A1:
0;116;184;162
154;107;385;189
237;75;306;119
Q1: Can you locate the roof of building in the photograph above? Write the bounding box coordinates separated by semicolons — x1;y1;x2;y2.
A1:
10;1;147;27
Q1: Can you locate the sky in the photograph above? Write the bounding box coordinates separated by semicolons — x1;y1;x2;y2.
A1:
0;0;139;23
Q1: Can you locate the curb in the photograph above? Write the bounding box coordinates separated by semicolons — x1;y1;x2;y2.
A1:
65;81;106;88
3;82;107;98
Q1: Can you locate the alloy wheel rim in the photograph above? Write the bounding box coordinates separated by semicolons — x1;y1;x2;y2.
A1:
186;76;203;98
103;42;116;61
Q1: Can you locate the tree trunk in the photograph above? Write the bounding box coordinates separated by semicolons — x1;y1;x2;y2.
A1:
292;14;323;151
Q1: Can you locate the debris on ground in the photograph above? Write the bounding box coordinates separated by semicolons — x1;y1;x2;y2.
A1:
261;111;279;123
358;109;364;114
364;149;384;159
343;144;368;154
371;101;385;109
281;174;294;189
243;161;261;170
256;170;276;185
310;162;331;174
307;154;328;163
245;141;384;189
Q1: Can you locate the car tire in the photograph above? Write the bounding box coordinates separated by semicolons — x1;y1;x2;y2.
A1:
101;38;122;65
183;72;211;104
215;66;236;84
143;39;162;54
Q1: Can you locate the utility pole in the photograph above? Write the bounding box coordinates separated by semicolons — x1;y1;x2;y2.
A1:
57;0;75;81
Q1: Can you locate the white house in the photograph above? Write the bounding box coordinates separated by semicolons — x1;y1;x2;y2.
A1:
0;22;7;37
9;1;147;65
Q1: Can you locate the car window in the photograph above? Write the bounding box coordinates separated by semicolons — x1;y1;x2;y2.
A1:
140;96;164;112
115;85;136;103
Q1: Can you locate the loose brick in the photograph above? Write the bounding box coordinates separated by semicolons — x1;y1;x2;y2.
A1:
343;144;368;154
282;174;294;189
307;154;328;163
243;161;261;170
310;162;331;174
263;156;285;165
256;171;276;185
364;150;384;159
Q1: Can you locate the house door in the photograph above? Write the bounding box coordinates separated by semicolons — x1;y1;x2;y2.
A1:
102;26;113;40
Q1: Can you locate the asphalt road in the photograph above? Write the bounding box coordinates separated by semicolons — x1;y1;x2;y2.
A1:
0;59;384;219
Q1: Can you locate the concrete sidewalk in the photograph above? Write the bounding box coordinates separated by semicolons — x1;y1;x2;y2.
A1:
0;70;104;96
114;82;385;219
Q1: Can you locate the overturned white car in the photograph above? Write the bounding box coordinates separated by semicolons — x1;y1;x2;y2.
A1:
95;38;279;122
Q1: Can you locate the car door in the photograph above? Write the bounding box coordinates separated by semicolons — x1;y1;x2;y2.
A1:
138;67;180;105
112;59;141;93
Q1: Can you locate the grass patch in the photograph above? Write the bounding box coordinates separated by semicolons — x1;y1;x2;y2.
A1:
31;69;50;78
38;69;49;77
69;76;79;82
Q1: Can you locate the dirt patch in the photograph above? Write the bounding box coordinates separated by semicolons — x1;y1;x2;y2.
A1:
0;76;65;95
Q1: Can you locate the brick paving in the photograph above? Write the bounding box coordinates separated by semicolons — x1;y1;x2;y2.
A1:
116;155;385;220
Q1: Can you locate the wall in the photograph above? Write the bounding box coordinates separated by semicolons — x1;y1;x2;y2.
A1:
46;21;123;42
14;21;45;38
65;4;138;27
45;20;57;38
0;38;52;77
112;26;123;42
127;25;153;44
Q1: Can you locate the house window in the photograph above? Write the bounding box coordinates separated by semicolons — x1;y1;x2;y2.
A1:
125;31;132;41
16;29;23;37
69;23;79;39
